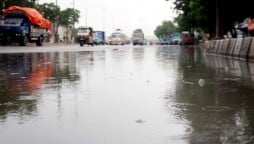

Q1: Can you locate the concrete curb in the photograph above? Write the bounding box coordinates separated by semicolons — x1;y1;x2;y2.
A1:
203;37;254;60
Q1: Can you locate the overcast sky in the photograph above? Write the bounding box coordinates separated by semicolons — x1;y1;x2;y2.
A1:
38;0;177;38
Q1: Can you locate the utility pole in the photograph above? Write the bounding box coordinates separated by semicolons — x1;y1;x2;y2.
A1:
73;0;75;28
85;0;87;27
71;0;75;43
215;0;220;39
54;0;58;43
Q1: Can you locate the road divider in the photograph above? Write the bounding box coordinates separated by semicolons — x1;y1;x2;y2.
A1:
203;37;254;61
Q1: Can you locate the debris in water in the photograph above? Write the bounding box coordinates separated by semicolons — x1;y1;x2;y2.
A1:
136;119;146;124
198;79;206;87
182;80;195;85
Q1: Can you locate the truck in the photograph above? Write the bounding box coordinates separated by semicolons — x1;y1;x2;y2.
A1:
77;26;94;46
131;29;145;45
0;6;51;46
93;31;105;45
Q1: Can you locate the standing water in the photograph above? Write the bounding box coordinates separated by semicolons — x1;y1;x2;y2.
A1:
0;45;254;144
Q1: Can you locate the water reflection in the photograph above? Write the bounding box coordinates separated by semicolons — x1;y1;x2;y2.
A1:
0;52;81;123
0;53;52;122
166;45;254;143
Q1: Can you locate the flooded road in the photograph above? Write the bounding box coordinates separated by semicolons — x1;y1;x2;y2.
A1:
0;44;254;144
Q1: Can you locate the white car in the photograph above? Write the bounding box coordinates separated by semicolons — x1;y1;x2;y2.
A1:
109;32;127;45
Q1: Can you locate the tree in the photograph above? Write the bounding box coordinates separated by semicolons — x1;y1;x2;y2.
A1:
154;20;178;38
36;3;61;42
168;0;254;38
58;8;80;27
168;0;207;33
37;3;60;23
37;3;80;43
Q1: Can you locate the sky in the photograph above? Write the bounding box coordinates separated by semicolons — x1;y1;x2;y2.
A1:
38;0;177;38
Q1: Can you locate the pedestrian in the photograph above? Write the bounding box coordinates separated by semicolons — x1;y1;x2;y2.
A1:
230;25;237;38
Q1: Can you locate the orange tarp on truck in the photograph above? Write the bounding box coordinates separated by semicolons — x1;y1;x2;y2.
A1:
3;5;51;30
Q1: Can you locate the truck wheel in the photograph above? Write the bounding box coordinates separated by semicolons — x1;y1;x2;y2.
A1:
36;37;43;46
19;36;28;46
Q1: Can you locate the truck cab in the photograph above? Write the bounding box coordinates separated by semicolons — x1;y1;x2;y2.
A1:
77;26;94;46
0;17;30;46
132;29;145;45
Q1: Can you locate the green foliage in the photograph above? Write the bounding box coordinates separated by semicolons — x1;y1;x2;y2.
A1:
174;0;207;33
37;3;80;27
154;20;178;38
59;8;80;27
36;3;60;23
169;0;244;37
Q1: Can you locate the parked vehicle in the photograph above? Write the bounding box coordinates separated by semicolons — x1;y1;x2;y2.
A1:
235;18;248;37
93;31;105;45
132;29;145;45
159;34;170;45
77;26;93;46
0;5;51;46
181;31;195;45
108;29;127;45
169;32;182;45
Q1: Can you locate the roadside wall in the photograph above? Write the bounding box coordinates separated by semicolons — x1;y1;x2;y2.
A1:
203;37;254;61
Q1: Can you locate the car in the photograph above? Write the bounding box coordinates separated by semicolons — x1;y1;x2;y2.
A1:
108;29;127;45
159;35;170;45
169;32;182;45
170;36;182;45
181;31;195;45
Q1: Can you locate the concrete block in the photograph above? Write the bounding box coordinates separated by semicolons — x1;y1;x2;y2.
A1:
221;39;230;55
217;39;224;54
203;41;210;53
239;37;252;59
248;37;254;59
232;38;243;57
227;38;236;56
207;40;215;53
213;40;220;53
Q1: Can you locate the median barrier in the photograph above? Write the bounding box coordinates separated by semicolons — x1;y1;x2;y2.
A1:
232;38;243;57
221;39;230;55
248;37;254;60
217;39;225;54
239;37;252;59
206;40;215;53
248;62;254;85
227;38;236;56
204;37;254;60
213;40;220;53
203;41;210;53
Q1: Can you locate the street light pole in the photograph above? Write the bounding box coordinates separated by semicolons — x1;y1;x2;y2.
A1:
215;0;220;39
73;0;75;28
55;0;58;43
102;7;105;31
85;0;87;27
